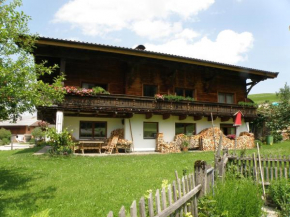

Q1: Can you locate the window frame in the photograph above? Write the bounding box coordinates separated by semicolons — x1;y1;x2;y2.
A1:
143;122;159;139
175;123;196;135
220;124;236;136
175;87;195;98
79;121;107;139
143;84;158;97
218;92;235;104
81;82;108;90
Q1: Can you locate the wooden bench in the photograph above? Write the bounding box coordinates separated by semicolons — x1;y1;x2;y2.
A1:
77;140;104;154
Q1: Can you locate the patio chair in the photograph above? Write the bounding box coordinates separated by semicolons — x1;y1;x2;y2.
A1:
102;136;119;154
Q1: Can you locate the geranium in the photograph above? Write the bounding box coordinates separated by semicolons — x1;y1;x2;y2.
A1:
154;94;164;100
227;134;236;140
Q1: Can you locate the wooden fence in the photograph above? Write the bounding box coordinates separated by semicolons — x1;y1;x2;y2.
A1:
227;154;290;185
107;161;214;217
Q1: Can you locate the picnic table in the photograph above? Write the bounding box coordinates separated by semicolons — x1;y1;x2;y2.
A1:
77;140;104;154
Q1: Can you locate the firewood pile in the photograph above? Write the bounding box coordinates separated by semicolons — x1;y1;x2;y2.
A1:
174;134;200;149
110;129;132;149
197;127;254;151
156;133;181;153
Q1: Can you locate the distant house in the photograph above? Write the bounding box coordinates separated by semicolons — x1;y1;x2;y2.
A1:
33;37;278;151
0;116;39;142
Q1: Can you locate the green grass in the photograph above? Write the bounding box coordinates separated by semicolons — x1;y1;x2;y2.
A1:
248;93;279;104
0;143;290;216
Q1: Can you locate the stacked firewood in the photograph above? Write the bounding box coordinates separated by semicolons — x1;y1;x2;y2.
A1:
197;127;254;151
110;128;132;148
156;133;181;153
174;134;200;149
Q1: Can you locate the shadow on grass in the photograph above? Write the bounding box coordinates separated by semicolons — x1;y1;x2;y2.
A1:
12;146;44;155
0;168;56;216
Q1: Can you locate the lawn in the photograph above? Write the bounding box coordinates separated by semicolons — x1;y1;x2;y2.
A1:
0;142;290;217
248;93;278;104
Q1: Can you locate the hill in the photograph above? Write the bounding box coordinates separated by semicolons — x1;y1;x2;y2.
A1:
248;93;279;104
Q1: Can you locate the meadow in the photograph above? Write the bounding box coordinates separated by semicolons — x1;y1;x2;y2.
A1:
248;93;278;104
0;142;290;216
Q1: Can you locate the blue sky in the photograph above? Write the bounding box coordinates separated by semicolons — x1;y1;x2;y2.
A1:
20;0;290;94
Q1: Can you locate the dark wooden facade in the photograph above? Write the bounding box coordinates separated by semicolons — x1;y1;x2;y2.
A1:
34;37;278;123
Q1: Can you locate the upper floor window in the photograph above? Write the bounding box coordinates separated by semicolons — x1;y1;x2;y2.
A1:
175;88;194;98
218;93;234;104
82;82;107;90
175;123;196;136
143;85;157;97
80;121;107;139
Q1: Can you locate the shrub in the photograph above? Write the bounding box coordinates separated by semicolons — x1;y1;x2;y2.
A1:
46;128;75;155
0;128;11;140
0;128;11;145
199;175;263;217
31;127;45;141
268;178;290;216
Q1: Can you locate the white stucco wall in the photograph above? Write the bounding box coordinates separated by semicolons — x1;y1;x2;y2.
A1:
124;115;249;151
62;115;249;152
63;116;123;139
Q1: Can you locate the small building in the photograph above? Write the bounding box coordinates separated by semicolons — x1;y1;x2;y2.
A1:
33;37;278;151
0;116;39;142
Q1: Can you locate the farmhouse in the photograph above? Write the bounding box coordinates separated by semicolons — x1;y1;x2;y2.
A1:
33;37;278;151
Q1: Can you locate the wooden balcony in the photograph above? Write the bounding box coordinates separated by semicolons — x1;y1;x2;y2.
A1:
39;94;257;120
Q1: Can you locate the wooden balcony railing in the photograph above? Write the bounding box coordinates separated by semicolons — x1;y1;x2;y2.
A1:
54;94;257;118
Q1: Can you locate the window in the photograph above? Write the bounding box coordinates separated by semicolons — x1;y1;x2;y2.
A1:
80;121;107;138
175;88;194;98
144;122;158;139
220;124;236;136
218;93;234;104
82;82;107;90
143;85;157;97
175;123;196;136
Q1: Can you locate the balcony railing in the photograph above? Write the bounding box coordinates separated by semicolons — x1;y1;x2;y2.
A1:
54;94;257;118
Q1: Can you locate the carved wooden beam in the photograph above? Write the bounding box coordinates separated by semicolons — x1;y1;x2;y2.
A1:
179;115;187;120
163;114;170;120
145;113;153;119
221;117;231;122
193;116;203;121
207;115;217;121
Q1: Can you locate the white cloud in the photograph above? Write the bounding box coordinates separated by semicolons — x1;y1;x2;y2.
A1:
174;29;200;41
145;30;254;65
53;0;215;36
131;20;182;40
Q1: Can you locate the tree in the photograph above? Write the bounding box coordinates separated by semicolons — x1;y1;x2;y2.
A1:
254;83;290;142
0;0;65;122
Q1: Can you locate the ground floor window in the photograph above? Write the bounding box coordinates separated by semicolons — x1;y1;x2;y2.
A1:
175;123;196;135
79;121;107;138
220;124;236;135
144;122;158;139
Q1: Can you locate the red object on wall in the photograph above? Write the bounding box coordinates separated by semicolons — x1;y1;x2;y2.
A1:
233;111;243;126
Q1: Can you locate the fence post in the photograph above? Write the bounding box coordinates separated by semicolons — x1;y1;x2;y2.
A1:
194;160;208;198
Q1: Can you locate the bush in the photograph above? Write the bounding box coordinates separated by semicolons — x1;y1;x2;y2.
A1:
268;179;290;216
0;138;10;145
32;127;45;140
199;176;263;217
0;128;11;145
0;128;11;140
46;128;75;155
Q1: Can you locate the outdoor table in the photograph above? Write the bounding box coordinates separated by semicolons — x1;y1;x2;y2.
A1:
78;140;104;154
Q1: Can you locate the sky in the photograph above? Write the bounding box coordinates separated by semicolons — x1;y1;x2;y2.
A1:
18;0;290;94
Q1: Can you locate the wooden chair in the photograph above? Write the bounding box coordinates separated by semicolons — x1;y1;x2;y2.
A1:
102;136;119;154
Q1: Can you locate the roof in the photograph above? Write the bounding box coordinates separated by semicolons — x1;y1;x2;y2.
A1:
0;116;39;127
35;36;279;79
